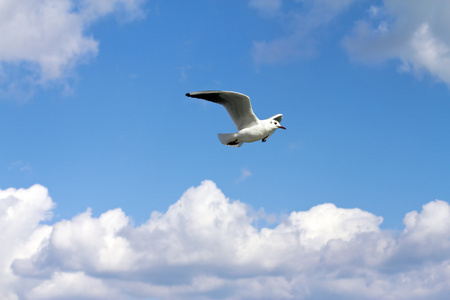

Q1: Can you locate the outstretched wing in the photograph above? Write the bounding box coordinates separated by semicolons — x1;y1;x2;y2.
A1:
186;91;259;130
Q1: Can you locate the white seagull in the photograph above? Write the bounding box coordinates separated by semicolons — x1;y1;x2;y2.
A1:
186;90;286;147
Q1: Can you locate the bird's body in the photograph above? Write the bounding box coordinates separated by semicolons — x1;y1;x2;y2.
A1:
186;91;285;147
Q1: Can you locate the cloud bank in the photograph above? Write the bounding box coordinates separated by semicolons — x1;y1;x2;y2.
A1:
0;0;145;99
250;0;450;86
1;181;450;299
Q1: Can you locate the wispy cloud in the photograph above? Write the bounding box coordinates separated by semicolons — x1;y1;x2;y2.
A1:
8;160;31;172
249;0;282;16
0;0;146;100
250;0;358;64
236;167;252;183
178;65;192;82
343;0;450;86
250;0;450;86
2;181;450;299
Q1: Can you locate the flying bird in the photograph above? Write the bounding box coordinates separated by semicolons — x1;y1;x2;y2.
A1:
186;90;286;147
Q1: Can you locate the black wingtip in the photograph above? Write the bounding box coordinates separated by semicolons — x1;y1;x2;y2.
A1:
185;93;191;97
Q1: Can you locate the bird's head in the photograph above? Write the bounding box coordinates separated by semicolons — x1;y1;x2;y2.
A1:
269;119;286;130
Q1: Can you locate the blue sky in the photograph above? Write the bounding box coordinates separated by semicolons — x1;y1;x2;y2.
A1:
1;1;450;299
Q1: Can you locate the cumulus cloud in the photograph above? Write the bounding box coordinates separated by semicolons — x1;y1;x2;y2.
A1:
0;0;146;99
0;185;54;300
2;181;450;299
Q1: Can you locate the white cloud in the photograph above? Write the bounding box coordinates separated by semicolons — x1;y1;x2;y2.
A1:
250;0;450;86
27;271;125;300
0;184;54;300
0;0;146;100
343;0;450;85
2;181;450;299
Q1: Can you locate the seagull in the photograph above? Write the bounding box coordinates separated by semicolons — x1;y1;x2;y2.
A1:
186;90;286;147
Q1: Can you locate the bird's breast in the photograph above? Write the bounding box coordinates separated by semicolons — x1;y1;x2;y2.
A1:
238;125;273;143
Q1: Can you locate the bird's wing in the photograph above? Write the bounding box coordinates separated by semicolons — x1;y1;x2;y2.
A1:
186;91;259;130
268;114;283;123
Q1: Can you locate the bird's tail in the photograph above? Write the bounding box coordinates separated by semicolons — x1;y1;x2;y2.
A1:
218;133;243;147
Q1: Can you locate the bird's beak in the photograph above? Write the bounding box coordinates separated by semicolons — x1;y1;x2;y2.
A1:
279;126;286;130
